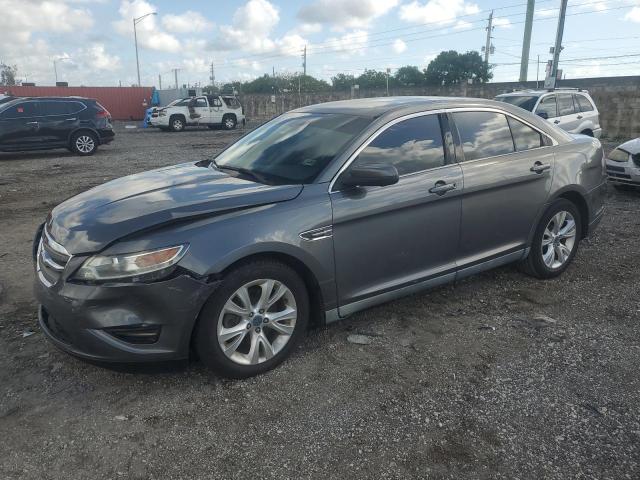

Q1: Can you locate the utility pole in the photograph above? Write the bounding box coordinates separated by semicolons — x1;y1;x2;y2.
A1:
158;74;162;90
210;61;215;88
172;68;180;91
302;45;307;76
484;11;494;65
546;0;568;88
519;0;535;82
536;55;540;88
133;12;157;87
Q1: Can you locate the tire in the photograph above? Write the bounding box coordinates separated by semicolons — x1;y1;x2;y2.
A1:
520;199;582;279
70;131;98;156
169;115;185;132
195;260;309;378
222;114;237;130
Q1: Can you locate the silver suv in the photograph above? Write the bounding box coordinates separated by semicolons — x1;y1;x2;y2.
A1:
495;89;601;138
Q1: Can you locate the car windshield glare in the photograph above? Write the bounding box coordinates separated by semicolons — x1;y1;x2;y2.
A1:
213;112;370;185
496;95;539;112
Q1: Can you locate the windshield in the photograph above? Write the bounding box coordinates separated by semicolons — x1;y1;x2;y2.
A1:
496;95;539;112
213;112;370;185
166;98;190;107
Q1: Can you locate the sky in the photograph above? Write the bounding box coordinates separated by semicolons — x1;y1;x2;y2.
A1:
1;0;639;88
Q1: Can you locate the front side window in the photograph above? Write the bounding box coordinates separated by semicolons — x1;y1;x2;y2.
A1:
575;95;594;112
507;116;543;151
557;94;576;116
213;112;370;185
452;112;514;161
2;101;39;118
193;98;208;108
212;98;223;107
351;115;445;176
536;96;558;118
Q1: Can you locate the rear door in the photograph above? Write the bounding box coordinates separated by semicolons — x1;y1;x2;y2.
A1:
555;93;580;132
331;113;462;310
574;94;599;132
0;101;43;149
451;110;555;268
35;101;81;145
209;96;224;124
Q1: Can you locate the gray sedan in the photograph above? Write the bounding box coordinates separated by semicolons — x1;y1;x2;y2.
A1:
34;97;607;378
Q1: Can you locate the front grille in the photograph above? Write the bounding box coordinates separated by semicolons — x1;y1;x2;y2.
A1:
104;325;162;344
607;172;632;180
37;229;71;287
606;165;625;173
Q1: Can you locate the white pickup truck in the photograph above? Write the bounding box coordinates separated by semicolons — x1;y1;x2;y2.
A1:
149;95;246;132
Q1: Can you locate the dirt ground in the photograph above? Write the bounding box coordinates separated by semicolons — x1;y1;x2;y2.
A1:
0;123;638;480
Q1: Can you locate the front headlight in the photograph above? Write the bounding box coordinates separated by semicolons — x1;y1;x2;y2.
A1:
73;244;188;282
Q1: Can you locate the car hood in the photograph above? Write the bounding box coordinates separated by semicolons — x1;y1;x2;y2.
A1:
615;137;640;155
48;162;303;254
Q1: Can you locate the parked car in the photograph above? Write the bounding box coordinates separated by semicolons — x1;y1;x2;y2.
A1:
495;88;601;138
149;94;245;132
34;97;606;378
605;138;640;189
0;96;114;155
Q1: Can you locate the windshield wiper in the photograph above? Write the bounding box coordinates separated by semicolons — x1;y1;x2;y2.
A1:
212;161;268;184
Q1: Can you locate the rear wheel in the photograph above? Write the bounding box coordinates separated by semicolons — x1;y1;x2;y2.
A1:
520;199;582;279
70;131;98;156
222;114;237;130
196;260;309;378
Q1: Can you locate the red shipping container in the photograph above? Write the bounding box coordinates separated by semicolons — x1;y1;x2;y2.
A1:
0;86;154;121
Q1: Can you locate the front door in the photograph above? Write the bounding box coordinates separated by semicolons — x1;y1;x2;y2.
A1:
451;110;555;267
0;101;44;150
189;97;211;124
330;113;462;312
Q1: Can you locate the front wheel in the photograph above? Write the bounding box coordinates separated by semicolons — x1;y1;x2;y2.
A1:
70;131;98;156
169;116;185;132
195;260;309;378
520;199;582;279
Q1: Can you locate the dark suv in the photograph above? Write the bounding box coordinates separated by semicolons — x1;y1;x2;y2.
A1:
0;97;115;155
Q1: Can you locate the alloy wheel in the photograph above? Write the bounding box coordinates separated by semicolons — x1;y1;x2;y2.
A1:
75;135;95;153
173;119;183;131
217;279;297;365
225;118;235;129
541;210;577;269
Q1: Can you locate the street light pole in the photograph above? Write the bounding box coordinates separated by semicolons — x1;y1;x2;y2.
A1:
133;12;157;87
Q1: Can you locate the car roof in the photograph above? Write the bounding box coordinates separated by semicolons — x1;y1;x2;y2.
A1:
293;96;515;118
496;89;591;97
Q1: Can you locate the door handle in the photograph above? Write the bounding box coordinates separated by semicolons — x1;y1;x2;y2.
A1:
429;181;456;195
65;118;77;121
577;115;583;120
530;162;551;174
553;119;560;124
25;121;38;125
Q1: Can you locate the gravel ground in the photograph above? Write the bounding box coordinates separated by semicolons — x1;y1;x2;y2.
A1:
0;123;639;479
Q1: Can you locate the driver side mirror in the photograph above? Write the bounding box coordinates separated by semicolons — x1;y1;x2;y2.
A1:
340;164;399;188
536;111;549;119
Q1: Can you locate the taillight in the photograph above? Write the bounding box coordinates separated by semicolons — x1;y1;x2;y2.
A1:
96;109;110;119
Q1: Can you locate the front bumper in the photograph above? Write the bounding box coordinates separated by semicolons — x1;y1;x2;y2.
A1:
606;160;640;185
35;273;218;363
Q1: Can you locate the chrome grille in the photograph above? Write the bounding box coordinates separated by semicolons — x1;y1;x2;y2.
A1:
37;229;71;287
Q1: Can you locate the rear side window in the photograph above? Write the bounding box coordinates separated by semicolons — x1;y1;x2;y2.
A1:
536;96;558;118
452;112;514;161
507;117;543;151
223;97;240;108
352;115;445;175
41;101;69;115
575;95;594;112
557;94;576;116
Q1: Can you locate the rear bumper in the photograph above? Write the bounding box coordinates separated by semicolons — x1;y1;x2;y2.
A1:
35;273;218;363
593;127;602;139
98;129;115;145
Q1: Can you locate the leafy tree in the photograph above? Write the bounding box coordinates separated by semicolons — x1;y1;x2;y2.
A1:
0;63;17;86
394;66;425;86
331;73;356;90
355;69;392;90
424;50;492;85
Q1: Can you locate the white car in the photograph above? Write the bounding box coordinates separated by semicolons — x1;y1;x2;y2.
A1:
149;95;245;132
605;138;640;189
495;88;602;138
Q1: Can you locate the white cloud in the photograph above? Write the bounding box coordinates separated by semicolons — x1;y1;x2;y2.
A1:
535;7;556;18
298;0;399;29
493;17;512;29
113;0;180;53
162;11;212;33
399;0;480;25
454;20;473;30
321;30;369;58
393;39;407;54
209;0;280;53
82;44;121;71
625;6;640;22
0;0;94;45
